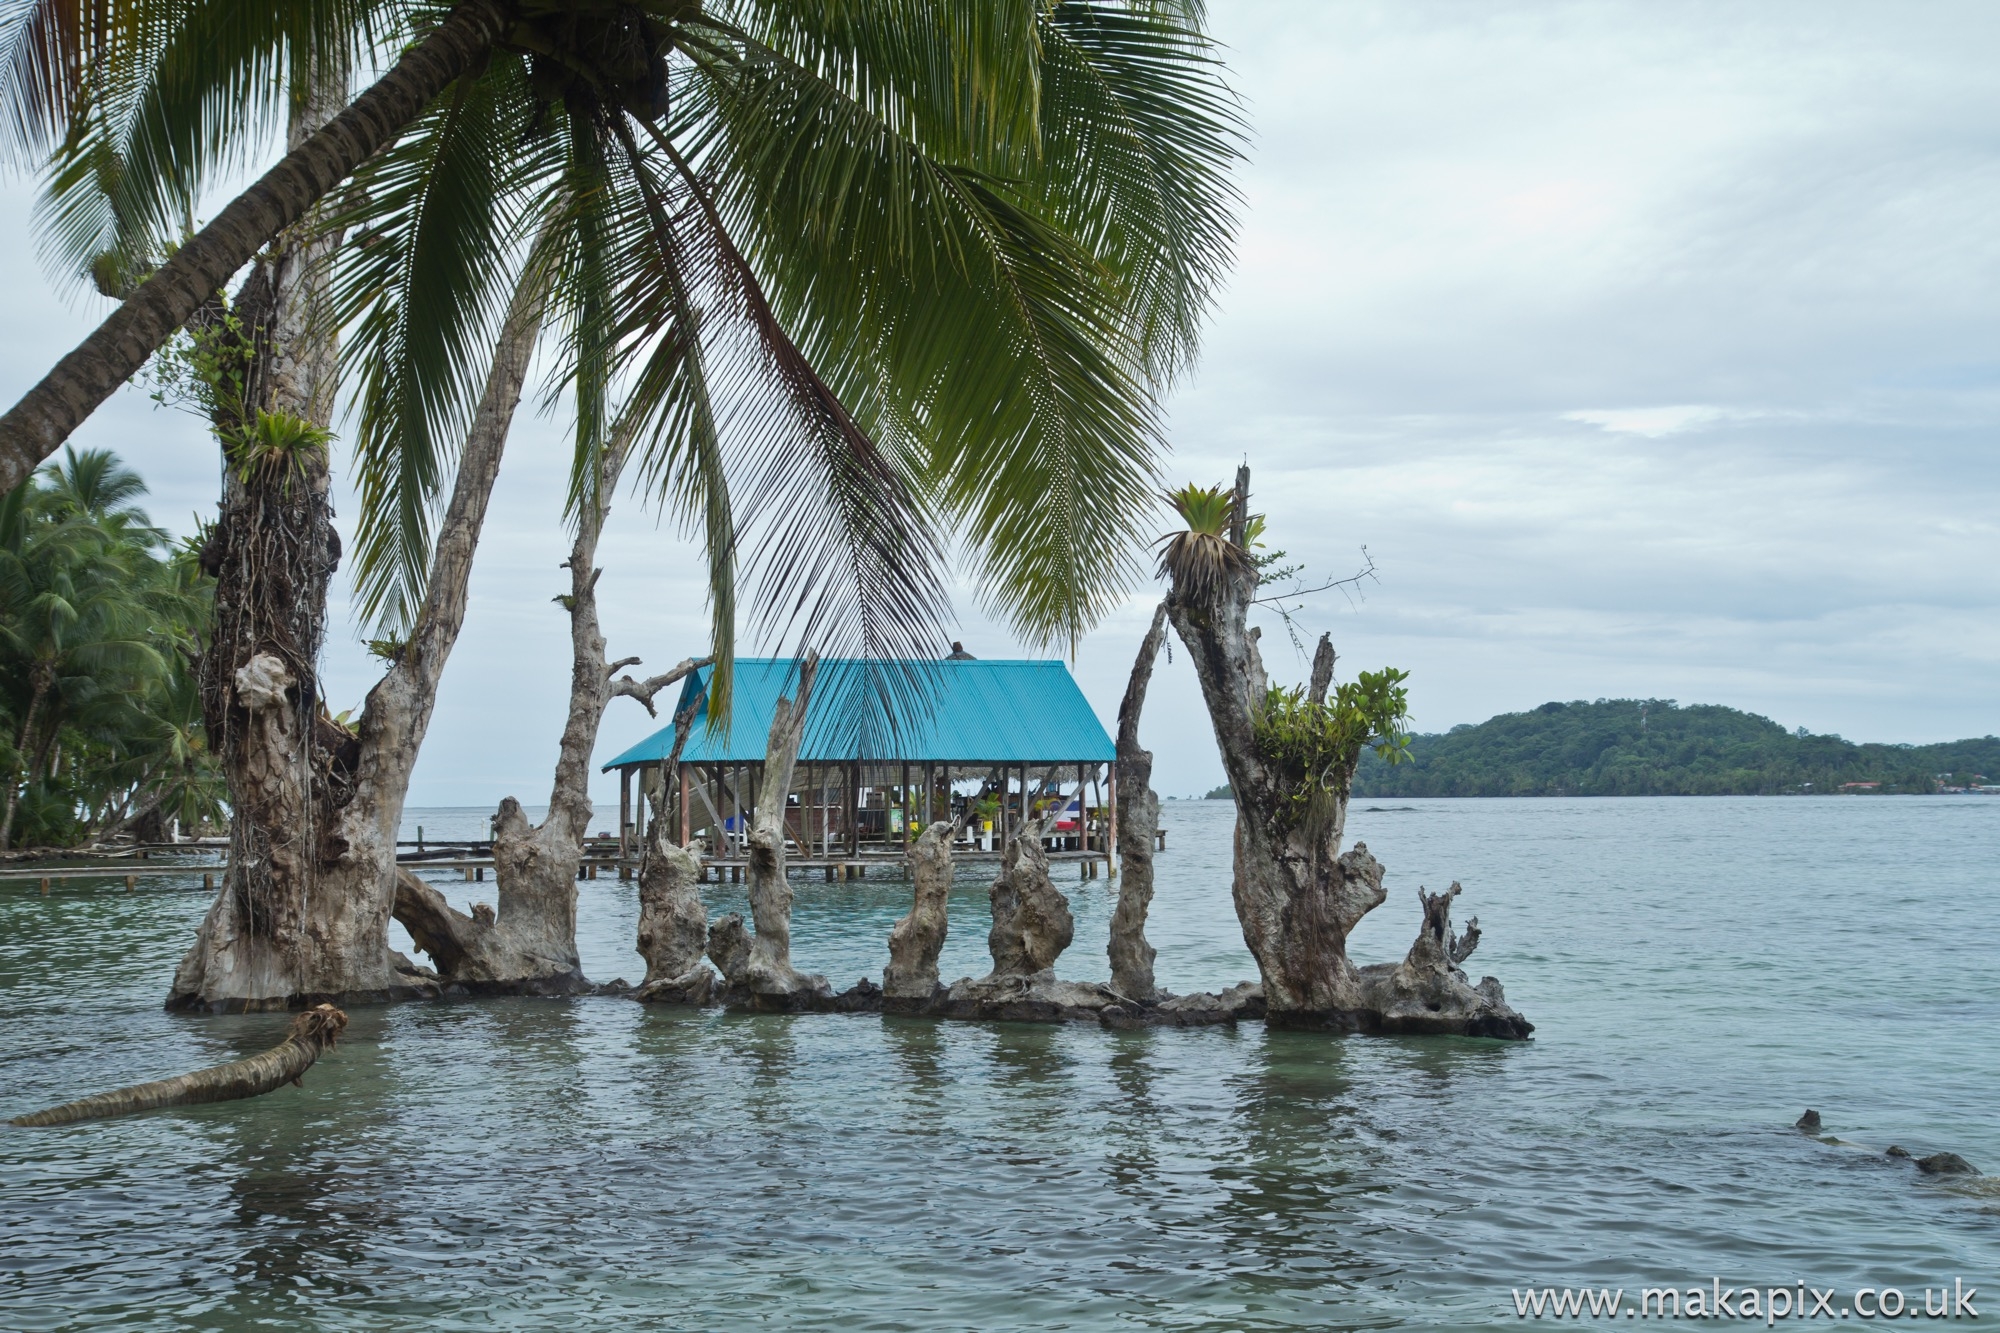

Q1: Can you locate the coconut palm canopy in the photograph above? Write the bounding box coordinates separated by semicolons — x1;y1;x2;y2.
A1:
1;0;1244;687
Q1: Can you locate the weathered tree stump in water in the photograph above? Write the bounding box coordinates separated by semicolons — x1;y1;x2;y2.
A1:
705;655;831;1009
1109;602;1168;1001
883;819;956;1004
984;813;1073;979
11;1005;348;1126
634;837;714;1004
1161;466;1532;1037
926;816;1138;1022
1350;882;1532;1038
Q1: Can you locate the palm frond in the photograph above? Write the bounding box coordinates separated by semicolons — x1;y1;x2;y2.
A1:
646;122;950;668
707;0;1044;174
333;58;536;632
1038;0;1242;383
23;0;385;297
680;25;1174;649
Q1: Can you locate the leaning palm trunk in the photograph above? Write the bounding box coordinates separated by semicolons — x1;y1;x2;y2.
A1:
1108;601;1168;1000
394;426;704;992
10;1005;347;1126
171;196;544;1011
0;0;510;493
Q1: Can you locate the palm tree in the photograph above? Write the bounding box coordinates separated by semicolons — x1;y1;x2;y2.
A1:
0;448;205;848
11;0;1242;1008
6;2;1237;639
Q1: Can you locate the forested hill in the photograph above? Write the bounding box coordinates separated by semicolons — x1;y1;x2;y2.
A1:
1351;699;2000;797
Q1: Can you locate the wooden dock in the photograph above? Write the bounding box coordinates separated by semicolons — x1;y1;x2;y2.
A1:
0;837;1158;889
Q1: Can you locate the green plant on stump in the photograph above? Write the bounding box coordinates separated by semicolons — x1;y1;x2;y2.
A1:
1252;669;1413;835
225;411;332;494
1156;482;1258;605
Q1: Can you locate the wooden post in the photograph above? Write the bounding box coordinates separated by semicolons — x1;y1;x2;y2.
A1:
125;874;135;892
848;761;859;856
1078;762;1087;852
901;761;911;850
1107;764;1119;875
618;767;629;858
679;764;690;846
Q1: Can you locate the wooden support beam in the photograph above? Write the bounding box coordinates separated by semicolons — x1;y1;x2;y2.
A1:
619;767;632;859
1107;764;1119;876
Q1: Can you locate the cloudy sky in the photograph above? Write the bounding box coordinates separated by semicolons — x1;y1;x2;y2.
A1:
3;0;1996;805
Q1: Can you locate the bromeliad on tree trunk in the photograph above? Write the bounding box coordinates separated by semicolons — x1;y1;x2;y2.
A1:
1162;467;1531;1037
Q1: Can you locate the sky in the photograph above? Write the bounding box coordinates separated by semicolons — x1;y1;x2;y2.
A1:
1;0;1997;805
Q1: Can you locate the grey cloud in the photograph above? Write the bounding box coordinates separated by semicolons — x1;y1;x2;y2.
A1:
3;1;1998;804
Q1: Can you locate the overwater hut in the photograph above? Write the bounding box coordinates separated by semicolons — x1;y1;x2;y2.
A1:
603;658;1119;875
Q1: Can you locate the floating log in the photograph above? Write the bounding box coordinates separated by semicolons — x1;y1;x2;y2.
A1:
9;1005;348;1127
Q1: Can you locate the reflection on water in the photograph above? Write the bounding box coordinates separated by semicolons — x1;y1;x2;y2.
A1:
2;797;1998;1329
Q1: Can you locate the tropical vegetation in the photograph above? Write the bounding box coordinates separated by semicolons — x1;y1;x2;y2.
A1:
0;448;221;849
4;0;1240;662
0;0;1243;1006
1353;698;1999;797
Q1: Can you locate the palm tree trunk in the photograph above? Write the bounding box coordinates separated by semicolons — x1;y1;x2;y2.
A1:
172;203;544;1010
10;1006;348;1126
0;0;510;495
0;677;48;851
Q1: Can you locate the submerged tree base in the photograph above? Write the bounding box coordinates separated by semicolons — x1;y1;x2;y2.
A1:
164;962;440;1014
633;970;1529;1038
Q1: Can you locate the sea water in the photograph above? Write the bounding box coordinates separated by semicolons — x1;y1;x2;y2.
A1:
1;797;1995;1330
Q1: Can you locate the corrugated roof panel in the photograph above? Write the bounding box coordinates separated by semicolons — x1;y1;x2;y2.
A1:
601;658;1115;769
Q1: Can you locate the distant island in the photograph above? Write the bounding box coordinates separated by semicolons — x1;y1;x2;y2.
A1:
1326;699;2000;797
1202;699;2000;799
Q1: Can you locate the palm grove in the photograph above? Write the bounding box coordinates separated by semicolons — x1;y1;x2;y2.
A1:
0;0;1240;1010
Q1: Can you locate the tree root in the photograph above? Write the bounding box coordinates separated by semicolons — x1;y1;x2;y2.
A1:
10;1005;348;1126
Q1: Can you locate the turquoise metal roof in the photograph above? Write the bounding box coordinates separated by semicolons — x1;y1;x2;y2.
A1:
602;658;1115;769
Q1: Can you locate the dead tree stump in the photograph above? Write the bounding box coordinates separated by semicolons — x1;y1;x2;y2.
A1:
985;813;1073;978
885;818;955;1001
1109;602;1168;1001
635;836;713;1004
1354;882;1532;1038
705;655;830;1008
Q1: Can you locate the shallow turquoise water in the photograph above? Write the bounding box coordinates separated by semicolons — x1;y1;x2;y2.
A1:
2;797;1996;1330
